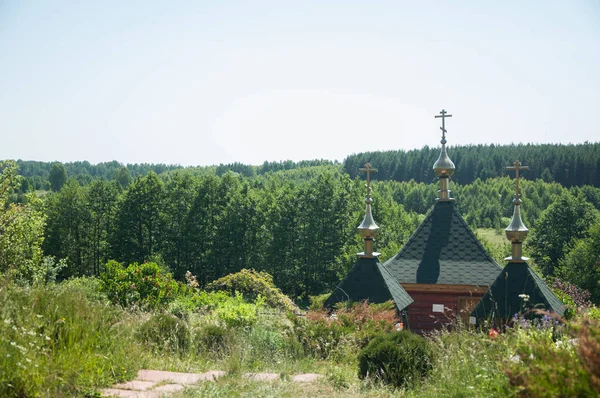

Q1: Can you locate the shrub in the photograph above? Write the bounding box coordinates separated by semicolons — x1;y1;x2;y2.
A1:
358;331;432;388
137;313;190;353
308;293;330;310
206;269;295;311
294;300;400;360
100;261;190;309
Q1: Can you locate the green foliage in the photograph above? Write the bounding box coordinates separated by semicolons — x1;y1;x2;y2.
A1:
206;269;294;311
529;192;598;276
344;142;600;188
0;276;139;397
308;293;330;310
559;220;600;304
412;328;512;397
358;331;432;388
211;292;264;328
294;301;400;360
0;161;47;284
48;162;67;192
195;324;232;355
504;316;599;397
100;260;189;309
168;290;264;328
137;313;190;353
112;172;164;265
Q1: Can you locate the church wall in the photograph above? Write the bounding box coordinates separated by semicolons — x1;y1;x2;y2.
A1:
402;284;488;334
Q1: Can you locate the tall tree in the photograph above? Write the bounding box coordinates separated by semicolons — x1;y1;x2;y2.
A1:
87;179;118;275
528;192;598;276
44;179;92;277
0;161;46;283
559;220;600;304
112;172;164;264
161;172;197;278
49;162;67;192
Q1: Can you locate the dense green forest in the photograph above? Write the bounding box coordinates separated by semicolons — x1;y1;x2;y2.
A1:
344;142;600;187
15;143;600;191
3;142;600;302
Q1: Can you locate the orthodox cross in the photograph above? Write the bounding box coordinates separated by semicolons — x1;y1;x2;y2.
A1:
507;160;529;197
359;163;378;197
435;109;452;143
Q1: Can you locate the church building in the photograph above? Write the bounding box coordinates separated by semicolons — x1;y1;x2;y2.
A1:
383;110;502;333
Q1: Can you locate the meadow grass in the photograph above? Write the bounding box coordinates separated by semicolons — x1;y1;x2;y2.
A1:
0;276;142;397
2;273;597;397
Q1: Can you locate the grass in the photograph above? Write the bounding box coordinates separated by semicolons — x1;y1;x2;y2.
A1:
0;276;141;397
475;228;506;246
2;274;598;397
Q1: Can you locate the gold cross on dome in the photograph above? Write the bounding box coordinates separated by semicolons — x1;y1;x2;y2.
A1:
507;160;529;197
435;109;453;142
359;163;378;196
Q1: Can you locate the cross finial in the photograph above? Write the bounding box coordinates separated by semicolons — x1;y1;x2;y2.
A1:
507;160;529;198
434;109;452;144
359;163;378;197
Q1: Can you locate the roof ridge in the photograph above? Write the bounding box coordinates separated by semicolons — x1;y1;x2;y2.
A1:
385;202;437;262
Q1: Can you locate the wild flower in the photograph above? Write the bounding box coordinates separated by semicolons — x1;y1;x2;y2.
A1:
518;293;530;302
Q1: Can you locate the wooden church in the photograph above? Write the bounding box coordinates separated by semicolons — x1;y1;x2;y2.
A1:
470;161;564;326
383;110;502;334
327;109;564;334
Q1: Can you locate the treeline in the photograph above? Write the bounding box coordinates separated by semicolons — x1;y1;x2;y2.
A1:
16;160;181;190
41;166;418;299
13;143;600;192
344;142;600;187
15;159;336;191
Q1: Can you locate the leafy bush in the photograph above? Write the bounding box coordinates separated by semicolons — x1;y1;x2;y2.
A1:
212;292;264;328
206;269;295;311
168;290;264;328
100;261;190;309
308;293;330;310
358;331;432;388
137;313;190;353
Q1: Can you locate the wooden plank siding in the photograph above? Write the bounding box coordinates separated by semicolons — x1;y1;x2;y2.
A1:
401;284;489;334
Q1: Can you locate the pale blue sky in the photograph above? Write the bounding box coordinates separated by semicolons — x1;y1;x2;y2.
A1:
1;1;598;166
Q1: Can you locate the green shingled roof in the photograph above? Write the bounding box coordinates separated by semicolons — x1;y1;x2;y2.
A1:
325;257;414;312
383;201;502;285
471;262;565;323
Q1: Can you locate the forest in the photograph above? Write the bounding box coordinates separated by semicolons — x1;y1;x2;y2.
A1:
3;142;600;303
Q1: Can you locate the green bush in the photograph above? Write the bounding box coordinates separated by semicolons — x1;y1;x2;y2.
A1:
137;313;190;353
294;301;400;360
358;331;432;388
100;261;190;309
206;269;295;311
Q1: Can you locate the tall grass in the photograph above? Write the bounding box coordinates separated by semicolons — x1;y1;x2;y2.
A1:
0;276;141;397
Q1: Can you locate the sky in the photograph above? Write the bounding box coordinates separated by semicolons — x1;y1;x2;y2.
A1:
0;1;599;167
